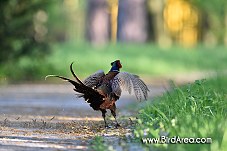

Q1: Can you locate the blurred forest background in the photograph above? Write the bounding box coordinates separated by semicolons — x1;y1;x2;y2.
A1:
0;0;227;83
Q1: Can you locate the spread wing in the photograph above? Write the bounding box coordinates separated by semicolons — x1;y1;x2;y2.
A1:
111;72;149;100
83;70;105;88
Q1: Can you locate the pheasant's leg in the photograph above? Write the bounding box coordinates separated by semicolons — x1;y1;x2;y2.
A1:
110;104;120;128
101;109;109;128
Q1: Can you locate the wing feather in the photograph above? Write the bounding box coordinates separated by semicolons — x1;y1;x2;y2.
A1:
83;70;105;87
111;72;149;100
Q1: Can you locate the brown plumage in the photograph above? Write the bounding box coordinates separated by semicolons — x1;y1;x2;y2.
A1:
45;60;149;128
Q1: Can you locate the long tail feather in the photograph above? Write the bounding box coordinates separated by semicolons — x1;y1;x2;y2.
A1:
45;69;104;111
70;62;84;85
45;75;79;86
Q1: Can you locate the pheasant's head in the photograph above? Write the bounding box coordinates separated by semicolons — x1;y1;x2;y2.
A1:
110;60;122;72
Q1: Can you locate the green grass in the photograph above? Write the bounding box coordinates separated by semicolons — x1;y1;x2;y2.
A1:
134;76;227;151
90;136;115;151
0;42;227;83
47;42;227;77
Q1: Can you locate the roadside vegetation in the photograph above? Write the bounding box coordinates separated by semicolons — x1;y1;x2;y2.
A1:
134;75;227;151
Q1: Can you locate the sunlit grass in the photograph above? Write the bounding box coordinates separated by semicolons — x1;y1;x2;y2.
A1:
0;42;226;82
134;75;227;151
48;43;226;76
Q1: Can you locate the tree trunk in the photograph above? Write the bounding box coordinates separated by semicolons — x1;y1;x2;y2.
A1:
86;0;110;45
148;0;172;47
117;0;148;43
224;11;227;46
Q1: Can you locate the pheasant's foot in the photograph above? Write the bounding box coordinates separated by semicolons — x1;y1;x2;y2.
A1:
115;123;121;128
105;125;112;129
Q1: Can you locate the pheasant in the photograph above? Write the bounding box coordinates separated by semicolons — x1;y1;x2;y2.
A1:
46;60;149;128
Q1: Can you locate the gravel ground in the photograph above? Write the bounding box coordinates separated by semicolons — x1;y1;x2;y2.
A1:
0;84;166;151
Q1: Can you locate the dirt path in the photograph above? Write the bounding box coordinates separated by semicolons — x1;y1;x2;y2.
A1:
0;84;166;151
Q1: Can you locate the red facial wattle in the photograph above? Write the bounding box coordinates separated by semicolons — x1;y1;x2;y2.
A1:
117;61;122;68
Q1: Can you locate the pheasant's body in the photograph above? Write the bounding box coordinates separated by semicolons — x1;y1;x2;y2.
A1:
46;60;149;128
96;71;118;97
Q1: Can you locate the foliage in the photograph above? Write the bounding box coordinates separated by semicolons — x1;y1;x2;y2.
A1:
189;0;227;44
190;0;227;16
0;0;53;63
134;76;227;151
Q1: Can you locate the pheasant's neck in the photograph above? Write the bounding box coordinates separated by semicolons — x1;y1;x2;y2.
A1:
110;66;120;72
